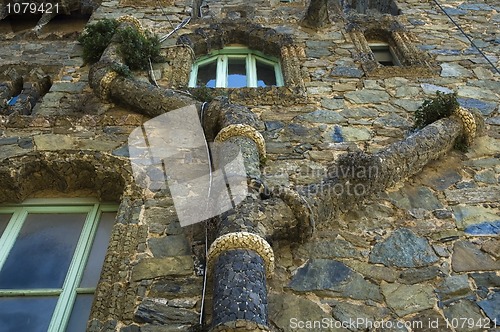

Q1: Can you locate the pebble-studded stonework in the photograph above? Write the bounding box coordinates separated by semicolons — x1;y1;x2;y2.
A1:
215;124;267;162
212;249;268;329
116;15;145;34
453;107;477;146
99;71;118;100
207;232;275;275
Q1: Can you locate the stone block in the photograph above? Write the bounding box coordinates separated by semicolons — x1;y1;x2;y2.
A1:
381;282;435;316
131;256;194;281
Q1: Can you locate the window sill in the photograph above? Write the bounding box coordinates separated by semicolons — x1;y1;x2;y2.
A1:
187;86;306;106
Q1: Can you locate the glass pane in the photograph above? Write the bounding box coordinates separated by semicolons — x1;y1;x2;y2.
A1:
0;213;86;289
0;213;11;237
227;58;247;88
0;296;58;332
196;60;217;87
79;212;116;288
66;294;94;332
256;60;277;87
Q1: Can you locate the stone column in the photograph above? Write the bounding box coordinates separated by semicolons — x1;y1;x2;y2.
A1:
207;232;274;332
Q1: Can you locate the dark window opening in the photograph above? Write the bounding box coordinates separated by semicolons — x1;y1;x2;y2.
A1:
369;42;400;66
256;60;277;87
196;60;217;88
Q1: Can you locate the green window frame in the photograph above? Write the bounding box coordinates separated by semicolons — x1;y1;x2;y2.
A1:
0;198;117;332
188;46;284;88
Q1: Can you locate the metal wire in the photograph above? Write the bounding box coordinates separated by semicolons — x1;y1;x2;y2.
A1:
432;0;500;75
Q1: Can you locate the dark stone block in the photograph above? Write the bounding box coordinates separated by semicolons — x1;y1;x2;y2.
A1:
477;292;500;323
135;298;199;325
330;66;364;78
369;228;438;268
458;97;497;116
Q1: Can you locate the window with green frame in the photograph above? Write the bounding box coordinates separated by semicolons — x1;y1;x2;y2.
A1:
0;199;117;332
189;46;284;88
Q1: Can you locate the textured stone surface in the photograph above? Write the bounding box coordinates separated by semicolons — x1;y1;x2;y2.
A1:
398;266;441;284
131;256;194;281
381;282;436;316
369;228;438;268
288;259;382;301
298;110;346;124
135;298;199;325
477;291;500;323
148;235;192;257
442;301;486;332
345;89;390;104
451;241;500;272
212;249;268;327
331;301;388;331
298;239;362;259
268;293;347;332
436;275;473;302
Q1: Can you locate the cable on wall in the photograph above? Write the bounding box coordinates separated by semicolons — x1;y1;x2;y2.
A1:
432;0;500;75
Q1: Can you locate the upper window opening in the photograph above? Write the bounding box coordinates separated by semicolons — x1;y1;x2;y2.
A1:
0;199;117;332
369;41;400;66
189;46;284;88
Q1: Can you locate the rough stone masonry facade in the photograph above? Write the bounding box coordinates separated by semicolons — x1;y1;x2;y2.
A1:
0;0;499;331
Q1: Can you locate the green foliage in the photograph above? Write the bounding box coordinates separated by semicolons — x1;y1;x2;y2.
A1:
413;91;459;129
116;27;161;70
110;63;132;77
78;19;161;71
78;19;119;64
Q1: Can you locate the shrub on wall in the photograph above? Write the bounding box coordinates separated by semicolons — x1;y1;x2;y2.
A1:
413;91;459;129
78;18;119;64
78;19;161;71
115;27;161;70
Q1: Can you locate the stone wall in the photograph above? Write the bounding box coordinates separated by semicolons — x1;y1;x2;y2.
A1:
0;0;499;331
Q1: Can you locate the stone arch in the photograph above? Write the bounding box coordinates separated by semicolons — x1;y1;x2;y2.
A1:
177;20;294;58
174;20;305;101
0;151;136;203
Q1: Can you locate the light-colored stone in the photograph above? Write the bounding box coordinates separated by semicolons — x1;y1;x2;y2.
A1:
381;282;436;316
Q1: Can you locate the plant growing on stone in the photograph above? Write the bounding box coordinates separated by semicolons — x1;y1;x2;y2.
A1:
78;19;161;71
413;91;459;129
78;18;119;64
115;27;161;70
413;91;469;151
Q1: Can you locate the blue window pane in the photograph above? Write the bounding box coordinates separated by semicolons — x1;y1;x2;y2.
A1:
197;60;217;87
256;60;277;87
0;296;58;332
0;214;10;237
227;58;247;88
79;212;115;288
66;294;94;332
0;213;86;289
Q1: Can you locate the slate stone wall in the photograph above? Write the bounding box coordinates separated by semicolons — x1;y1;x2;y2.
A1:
0;0;499;331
